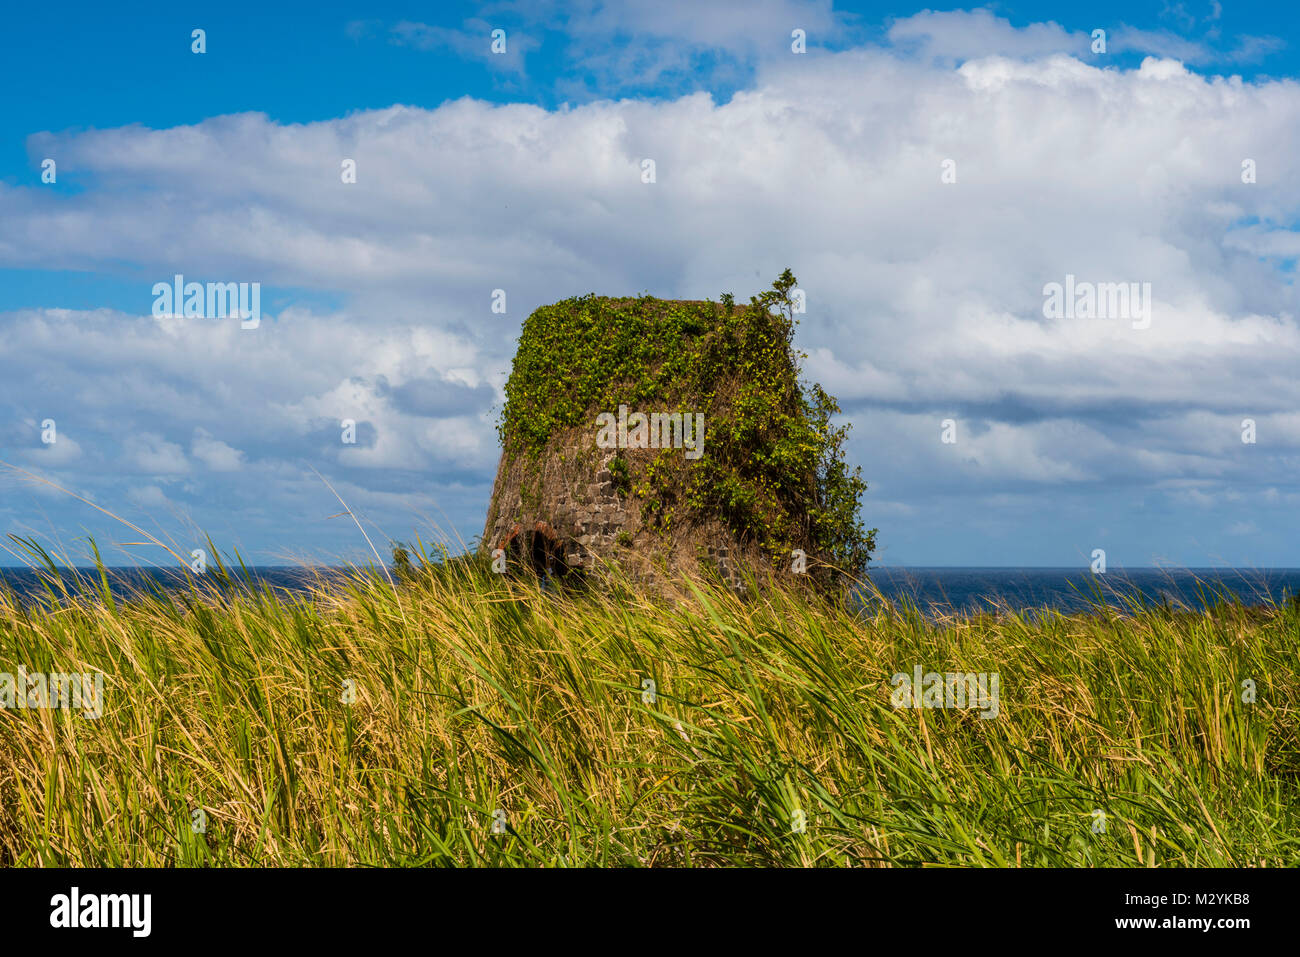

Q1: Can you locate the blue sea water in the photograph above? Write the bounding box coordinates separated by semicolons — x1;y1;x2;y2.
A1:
0;566;339;606
0;565;1297;614
861;567;1300;615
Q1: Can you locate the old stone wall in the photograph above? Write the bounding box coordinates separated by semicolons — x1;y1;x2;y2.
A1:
485;454;632;572
483;432;754;598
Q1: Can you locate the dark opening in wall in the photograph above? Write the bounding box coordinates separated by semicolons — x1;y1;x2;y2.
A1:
530;525;566;577
499;522;573;579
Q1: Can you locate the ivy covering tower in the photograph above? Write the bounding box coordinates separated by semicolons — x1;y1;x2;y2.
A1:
482;269;876;589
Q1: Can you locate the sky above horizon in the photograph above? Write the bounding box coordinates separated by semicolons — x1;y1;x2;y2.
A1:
2;1;1298;569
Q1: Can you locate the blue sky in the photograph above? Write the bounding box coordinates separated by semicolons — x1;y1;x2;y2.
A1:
2;1;1298;568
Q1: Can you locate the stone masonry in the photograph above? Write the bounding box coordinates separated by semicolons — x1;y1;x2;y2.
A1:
486;457;630;572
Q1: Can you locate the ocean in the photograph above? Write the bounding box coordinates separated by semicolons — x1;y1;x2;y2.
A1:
861;566;1300;614
1;565;1298;614
0;566;337;606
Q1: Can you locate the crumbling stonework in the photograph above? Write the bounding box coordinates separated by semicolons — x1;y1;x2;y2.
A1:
483;437;750;598
702;545;745;594
484;449;633;574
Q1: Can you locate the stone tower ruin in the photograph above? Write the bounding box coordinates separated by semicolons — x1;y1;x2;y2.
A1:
481;277;875;590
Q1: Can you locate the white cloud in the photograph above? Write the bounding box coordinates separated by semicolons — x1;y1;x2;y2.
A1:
887;9;1084;60
126;485;172;509
2;28;1299;561
122;434;190;475
191;429;245;471
19;431;83;467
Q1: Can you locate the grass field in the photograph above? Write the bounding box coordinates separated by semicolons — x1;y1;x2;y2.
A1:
1;550;1297;867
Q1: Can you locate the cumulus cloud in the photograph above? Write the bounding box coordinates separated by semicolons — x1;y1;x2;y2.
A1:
126;484;173;509
19;431;83;467
886;9;1085;60
883;9;1281;67
191;429;245;472
122;433;189;475
3;22;1299;563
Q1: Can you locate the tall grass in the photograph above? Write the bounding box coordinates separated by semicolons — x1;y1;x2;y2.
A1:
0;549;1296;867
